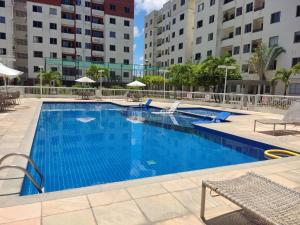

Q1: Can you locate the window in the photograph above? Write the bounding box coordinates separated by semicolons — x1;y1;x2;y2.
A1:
209;15;215;23
178;43;183;49
85;43;91;49
33;66;40;72
85;1;91;7
110;31;116;38
85;29;91;35
50;23;57;30
33;51;43;58
180;13;185;21
123;72;129;78
196;36;202;44
292;57;300;67
124;59;129;64
76;42;81;48
49;8;57;15
33;5;42;13
246;3;253;13
109;4;116;10
208;33;213;41
172;18;176;24
297;5;300;17
0;1;5;7
171;45;175;52
33;36;43;43
124;33;130;40
110;45;116;51
233;46;240;55
198;3;204;12
124;46;130;52
243;44;251;53
178;57;183;63
207;50;212;57
289;84;300;95
124;6;130;13
85;15;91;21
270;11;281;24
269;36;279;47
235;27;241;35
236;7;242;16
50;38;57;45
197;20;203;28
210;0;215;6
172;32;175;38
110;18;116;24
0;16;5;23
76;28;81;34
109;58;115;63
242;64;249;73
294;31;300;43
173;4;176;11
181;0;185;6
245;23;252;33
0;32;6;39
179;28;184;35
124;20;130;26
171;59;174;64
195;53;201;60
144;43;147;49
33;21;42;28
50;52;57;58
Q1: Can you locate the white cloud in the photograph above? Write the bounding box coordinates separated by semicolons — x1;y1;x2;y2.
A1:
134;26;142;38
135;0;169;14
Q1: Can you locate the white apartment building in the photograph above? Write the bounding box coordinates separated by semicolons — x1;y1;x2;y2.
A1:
0;0;134;84
144;0;195;68
144;0;300;95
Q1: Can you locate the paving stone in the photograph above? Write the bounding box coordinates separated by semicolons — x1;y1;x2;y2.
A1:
161;179;197;192
88;189;131;207
127;183;167;199
154;215;204;225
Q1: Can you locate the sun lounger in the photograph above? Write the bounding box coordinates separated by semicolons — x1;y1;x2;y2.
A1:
139;98;152;108
152;101;180;115
192;112;231;125
200;172;300;225
254;101;300;135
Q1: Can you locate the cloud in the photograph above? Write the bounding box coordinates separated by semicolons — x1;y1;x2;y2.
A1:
135;0;169;14
134;26;142;38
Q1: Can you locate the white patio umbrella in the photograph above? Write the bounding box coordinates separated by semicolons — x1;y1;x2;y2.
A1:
0;63;23;95
126;80;146;87
75;76;95;83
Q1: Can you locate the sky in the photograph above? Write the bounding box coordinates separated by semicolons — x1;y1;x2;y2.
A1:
133;0;169;65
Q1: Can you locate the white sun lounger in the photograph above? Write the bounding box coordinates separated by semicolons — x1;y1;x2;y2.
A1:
152;101;181;115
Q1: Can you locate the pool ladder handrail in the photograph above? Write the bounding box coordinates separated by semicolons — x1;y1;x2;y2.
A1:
0;153;44;193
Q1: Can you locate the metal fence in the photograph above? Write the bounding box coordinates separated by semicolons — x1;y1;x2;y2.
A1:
1;85;300;113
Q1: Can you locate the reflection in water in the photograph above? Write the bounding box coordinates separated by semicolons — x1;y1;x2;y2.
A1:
22;103;267;195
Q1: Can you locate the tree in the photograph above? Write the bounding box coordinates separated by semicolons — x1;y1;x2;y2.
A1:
195;55;241;92
138;75;165;89
249;44;286;94
86;64;109;85
37;70;62;86
271;63;300;95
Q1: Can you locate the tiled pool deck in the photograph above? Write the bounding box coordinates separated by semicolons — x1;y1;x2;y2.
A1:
0;98;299;225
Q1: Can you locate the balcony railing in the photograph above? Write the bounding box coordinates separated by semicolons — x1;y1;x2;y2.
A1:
253;28;263;33
254;5;265;11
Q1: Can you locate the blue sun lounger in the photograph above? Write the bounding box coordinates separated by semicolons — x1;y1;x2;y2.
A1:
192;112;231;125
139;99;152;108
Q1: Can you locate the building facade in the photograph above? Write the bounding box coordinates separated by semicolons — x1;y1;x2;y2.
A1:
0;0;134;83
144;0;300;95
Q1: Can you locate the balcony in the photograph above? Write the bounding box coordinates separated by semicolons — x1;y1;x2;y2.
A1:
254;0;265;11
223;8;235;24
220;46;233;56
221;27;234;46
61;4;74;12
252;18;263;38
251;39;262;53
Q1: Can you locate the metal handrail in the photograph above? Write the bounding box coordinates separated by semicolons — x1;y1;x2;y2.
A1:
0;165;43;193
0;153;44;193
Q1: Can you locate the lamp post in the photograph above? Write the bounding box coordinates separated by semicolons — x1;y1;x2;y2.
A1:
159;69;168;99
39;66;44;99
98;69;104;97
144;59;149;76
218;65;236;104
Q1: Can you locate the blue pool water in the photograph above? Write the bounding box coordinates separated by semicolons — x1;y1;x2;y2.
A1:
21;103;270;195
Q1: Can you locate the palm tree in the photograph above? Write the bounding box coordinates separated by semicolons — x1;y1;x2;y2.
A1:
86;64;109;86
249;44;286;94
271;63;300;96
38;70;62;86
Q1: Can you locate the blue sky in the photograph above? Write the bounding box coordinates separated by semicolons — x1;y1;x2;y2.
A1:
133;0;169;65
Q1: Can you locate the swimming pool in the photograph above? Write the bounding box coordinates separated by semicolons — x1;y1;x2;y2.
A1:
21;103;274;195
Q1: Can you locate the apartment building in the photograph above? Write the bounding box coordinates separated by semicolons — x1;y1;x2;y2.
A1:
144;0;300;95
144;0;195;68
0;0;134;83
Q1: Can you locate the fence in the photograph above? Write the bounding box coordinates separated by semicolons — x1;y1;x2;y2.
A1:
1;85;300;114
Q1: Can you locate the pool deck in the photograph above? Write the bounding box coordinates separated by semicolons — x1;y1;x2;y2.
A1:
0;98;299;225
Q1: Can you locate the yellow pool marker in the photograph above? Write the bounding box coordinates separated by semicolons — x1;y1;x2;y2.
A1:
264;149;300;159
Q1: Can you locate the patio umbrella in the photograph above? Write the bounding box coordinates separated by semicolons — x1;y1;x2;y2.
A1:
0;63;23;95
75;76;95;83
126;80;146;87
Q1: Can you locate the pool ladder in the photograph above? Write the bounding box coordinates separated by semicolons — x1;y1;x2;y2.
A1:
0;153;44;194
